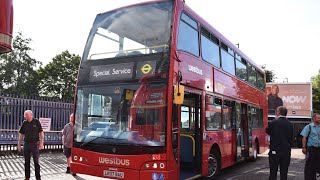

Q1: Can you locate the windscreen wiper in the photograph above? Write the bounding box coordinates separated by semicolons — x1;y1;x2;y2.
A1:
80;136;126;148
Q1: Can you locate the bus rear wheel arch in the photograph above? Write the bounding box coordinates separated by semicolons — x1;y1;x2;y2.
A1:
205;146;221;179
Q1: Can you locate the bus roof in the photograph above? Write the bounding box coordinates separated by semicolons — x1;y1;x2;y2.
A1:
95;0;264;74
98;0;166;16
183;2;264;73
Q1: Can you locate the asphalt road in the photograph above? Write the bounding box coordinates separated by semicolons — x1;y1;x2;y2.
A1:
0;149;317;180
216;148;312;180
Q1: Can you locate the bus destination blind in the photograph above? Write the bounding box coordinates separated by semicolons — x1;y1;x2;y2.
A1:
89;62;134;82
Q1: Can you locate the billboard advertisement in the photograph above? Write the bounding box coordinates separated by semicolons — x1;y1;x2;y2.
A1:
266;83;312;117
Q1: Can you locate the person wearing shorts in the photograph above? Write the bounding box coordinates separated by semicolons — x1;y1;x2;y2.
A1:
62;113;74;174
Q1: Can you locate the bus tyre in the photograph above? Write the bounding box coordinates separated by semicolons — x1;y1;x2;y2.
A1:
206;151;220;179
252;141;258;161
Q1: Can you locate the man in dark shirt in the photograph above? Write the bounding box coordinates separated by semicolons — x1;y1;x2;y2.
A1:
266;106;293;180
268;85;283;114
18;110;44;180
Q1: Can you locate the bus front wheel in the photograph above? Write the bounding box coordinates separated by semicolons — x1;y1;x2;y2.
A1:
206;151;221;179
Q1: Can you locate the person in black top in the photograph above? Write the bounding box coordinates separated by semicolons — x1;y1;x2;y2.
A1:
266;106;293;180
18;110;44;180
268;85;283;114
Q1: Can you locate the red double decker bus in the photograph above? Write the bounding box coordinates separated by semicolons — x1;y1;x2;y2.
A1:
0;0;13;54
71;0;268;179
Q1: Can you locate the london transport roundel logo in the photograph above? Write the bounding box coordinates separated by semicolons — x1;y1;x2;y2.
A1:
141;64;152;74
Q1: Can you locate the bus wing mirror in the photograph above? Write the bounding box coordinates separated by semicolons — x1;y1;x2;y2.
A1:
174;85;184;105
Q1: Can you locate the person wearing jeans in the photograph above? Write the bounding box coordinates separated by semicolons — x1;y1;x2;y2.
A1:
18;110;44;180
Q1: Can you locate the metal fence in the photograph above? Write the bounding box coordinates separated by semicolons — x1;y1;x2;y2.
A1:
0;94;73;152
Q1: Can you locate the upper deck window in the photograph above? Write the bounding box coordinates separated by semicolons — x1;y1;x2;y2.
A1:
221;43;235;76
201;27;220;67
236;57;247;81
257;72;265;91
177;13;199;56
181;13;197;29
248;64;257;86
84;1;173;60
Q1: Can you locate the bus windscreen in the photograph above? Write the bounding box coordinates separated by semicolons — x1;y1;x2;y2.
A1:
74;82;167;151
83;1;173;60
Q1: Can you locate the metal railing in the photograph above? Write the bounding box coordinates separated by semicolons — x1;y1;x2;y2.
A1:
0;95;73;152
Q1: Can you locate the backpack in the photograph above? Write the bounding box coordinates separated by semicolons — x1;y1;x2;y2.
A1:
305;125;311;147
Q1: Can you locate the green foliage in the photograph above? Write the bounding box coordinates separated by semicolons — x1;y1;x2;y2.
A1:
312;88;320;114
235;68;247;81
38;50;80;100
261;65;276;83
0;32;42;96
311;70;320;113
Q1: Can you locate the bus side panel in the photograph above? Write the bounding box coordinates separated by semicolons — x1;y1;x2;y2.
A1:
259;91;269;153
220;130;236;167
252;128;268;153
202;139;210;177
175;52;214;92
203;131;234;169
214;69;260;105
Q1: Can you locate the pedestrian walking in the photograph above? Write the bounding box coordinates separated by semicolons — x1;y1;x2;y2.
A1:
300;113;320;180
17;110;44;180
62;113;74;174
266;106;293;180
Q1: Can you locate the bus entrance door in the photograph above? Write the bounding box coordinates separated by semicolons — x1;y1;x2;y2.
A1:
236;103;249;161
179;92;202;180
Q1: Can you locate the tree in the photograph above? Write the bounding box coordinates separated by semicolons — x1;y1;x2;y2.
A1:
38;50;81;100
0;31;42;96
311;70;320;113
261;65;276;83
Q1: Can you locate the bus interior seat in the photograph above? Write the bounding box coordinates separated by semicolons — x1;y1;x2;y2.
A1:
96;128;108;131
180;135;195;163
115;52;126;57
128;51;142;56
79;130;91;138
83;127;93;130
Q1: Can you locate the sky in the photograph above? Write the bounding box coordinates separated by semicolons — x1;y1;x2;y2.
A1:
13;0;320;83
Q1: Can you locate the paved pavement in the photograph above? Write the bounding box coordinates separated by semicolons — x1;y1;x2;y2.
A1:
0;149;318;180
0;151;107;180
217;148;317;180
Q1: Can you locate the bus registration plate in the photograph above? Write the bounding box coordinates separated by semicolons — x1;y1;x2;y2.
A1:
104;170;124;178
